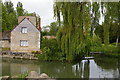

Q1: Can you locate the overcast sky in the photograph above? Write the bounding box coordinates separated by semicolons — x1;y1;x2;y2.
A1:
2;0;56;28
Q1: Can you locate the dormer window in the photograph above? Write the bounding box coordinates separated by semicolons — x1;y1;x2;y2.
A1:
21;27;27;33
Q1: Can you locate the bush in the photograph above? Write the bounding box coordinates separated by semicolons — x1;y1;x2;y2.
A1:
17;72;28;79
37;38;64;61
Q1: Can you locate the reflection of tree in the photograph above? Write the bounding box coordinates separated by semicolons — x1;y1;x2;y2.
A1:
2;59;11;76
2;58;90;78
38;61;77;78
94;56;118;69
118;56;120;78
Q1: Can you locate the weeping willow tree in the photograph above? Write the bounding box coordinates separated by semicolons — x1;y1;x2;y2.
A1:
53;2;101;62
101;2;120;46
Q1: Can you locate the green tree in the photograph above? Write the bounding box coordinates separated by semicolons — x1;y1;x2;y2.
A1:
16;2;24;16
0;1;2;32
54;2;96;62
49;22;59;36
2;2;8;31
4;1;14;13
101;2;120;45
2;1;17;31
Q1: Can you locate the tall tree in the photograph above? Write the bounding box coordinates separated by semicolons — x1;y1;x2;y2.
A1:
16;2;24;16
101;2;120;45
2;1;17;31
4;1;14;13
0;1;2;32
54;2;99;62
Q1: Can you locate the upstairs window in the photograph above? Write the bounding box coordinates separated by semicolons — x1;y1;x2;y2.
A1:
21;27;27;33
20;40;28;46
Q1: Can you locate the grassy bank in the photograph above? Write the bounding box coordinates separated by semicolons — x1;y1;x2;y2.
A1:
90;43;120;53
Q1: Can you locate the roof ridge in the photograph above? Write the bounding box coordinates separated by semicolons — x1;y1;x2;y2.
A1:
11;17;40;32
26;18;40;32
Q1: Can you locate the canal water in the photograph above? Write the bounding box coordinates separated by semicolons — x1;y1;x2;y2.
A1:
0;56;119;78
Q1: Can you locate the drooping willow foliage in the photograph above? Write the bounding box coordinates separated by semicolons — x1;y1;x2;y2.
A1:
53;2;102;62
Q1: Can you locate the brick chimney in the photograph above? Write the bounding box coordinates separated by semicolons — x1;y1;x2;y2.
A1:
37;18;41;31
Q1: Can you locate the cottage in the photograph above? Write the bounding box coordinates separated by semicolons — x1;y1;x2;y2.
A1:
11;16;41;53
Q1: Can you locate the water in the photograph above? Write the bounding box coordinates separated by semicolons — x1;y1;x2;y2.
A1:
0;56;120;78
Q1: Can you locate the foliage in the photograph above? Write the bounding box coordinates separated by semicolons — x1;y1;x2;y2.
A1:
16;2;24;16
100;2;120;45
37;39;64;61
0;1;2;32
54;2;102;62
2;1;39;32
17;72;28;79
2;1;17;31
42;22;60;36
91;43;120;53
53;2;120;62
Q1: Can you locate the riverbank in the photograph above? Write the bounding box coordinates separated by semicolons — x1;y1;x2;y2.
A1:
1;71;51;80
0;53;38;60
1;56;119;78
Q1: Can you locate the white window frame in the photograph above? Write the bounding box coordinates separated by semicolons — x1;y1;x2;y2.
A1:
21;27;27;33
20;40;28;47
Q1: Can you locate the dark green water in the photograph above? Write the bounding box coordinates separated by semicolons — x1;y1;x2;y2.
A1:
0;56;120;78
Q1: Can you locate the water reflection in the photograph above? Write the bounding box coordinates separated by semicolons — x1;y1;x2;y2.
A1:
1;57;119;78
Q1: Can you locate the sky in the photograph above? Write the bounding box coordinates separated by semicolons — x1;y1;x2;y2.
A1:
2;0;56;28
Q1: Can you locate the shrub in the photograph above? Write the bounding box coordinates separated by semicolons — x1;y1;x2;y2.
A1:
17;72;28;79
37;38;63;61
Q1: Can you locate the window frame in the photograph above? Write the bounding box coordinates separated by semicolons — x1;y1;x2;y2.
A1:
21;27;27;33
20;40;28;47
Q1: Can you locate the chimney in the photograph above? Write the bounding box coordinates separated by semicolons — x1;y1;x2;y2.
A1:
37;18;41;31
27;18;29;20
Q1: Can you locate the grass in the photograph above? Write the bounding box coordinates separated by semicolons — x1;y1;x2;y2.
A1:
90;43;120;53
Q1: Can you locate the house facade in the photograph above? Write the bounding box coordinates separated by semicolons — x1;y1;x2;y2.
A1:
11;16;41;53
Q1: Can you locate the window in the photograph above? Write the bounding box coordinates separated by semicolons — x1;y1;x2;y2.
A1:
20;40;28;46
21;27;27;33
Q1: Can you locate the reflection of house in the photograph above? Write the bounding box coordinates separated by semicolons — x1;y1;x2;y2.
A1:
43;36;56;39
11;16;41;53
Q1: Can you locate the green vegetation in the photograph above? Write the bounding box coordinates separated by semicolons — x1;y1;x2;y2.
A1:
17;72;28;79
42;22;60;36
37;39;65;61
1;1;120;62
1;1;39;32
91;44;120;53
53;2;120;62
0;1;2;32
38;2;120;62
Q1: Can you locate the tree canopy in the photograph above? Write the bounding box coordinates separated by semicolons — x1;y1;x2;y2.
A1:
53;2;120;62
2;1;39;32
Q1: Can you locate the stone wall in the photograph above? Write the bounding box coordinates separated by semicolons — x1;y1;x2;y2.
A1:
0;40;10;48
11;32;40;52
